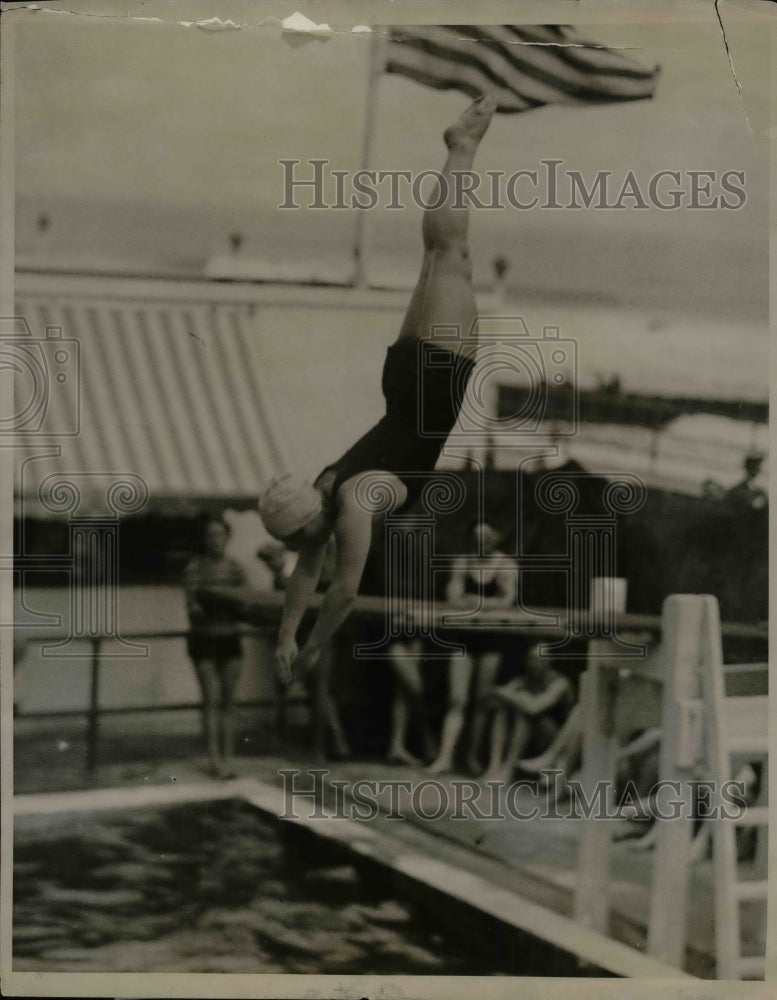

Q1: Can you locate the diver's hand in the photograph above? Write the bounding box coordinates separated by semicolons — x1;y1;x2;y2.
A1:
292;643;322;678
275;637;299;686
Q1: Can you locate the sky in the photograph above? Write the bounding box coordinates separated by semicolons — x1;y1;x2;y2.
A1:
13;14;768;323
7;8;770;440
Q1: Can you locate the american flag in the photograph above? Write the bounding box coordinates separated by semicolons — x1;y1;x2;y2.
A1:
385;25;660;112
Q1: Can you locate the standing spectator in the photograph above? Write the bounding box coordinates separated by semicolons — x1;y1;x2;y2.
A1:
257;541;294;591
386;632;437;767
183;515;248;778
382;522;437;767
428;521;518;775
726;450;767;512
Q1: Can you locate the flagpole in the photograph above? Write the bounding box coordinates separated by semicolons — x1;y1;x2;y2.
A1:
353;29;386;289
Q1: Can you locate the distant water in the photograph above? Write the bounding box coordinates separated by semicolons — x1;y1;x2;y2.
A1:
17;191;767;327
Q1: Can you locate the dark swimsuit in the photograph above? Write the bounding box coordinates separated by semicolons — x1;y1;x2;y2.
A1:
450;566;509;658
316;338;476;516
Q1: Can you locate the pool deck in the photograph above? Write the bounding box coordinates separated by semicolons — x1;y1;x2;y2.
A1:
12;718;737;981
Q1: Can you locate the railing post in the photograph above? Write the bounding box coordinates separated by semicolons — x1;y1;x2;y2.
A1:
646;594;706;967
312;643;331;762
574;576;634;932
573;638;620;932
86;635;102;772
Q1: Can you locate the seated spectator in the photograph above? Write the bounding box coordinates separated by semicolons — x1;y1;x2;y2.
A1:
183;515;248;779
483;644;574;782
516;702;583;787
428;521;518;775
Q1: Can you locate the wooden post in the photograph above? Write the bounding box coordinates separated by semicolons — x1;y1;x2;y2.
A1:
311;643;331;762
275;676;287;740
698;595;743;980
573;577;628;932
352;31;386;288
573;639;619;932
646;594;706;967
751;755;769;964
86;636;102;772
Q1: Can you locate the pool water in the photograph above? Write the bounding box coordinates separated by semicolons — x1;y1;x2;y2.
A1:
14;798;507;975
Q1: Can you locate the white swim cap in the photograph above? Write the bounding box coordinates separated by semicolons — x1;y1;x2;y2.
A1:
258;473;322;540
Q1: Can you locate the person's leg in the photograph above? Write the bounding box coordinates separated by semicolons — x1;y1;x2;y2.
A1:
216;656;243;778
533;715;560;760
502;713;532;772
551;722;584;802
465;650;502;775
192;659;220;775
387;640;426;765
299;661;352;760
427;652;474;774
518;703;581;773
614;726;662;763
324;693;351;760
483;707;511;780
397;95;497;360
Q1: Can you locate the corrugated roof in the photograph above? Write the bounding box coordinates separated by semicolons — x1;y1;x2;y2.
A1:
13;288;291;502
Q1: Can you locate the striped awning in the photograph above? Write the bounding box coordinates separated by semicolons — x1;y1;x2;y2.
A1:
13;282;291;506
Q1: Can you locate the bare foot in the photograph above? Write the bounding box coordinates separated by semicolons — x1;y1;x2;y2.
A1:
444;93;498;151
426;758;454;775
387;747;421;767
517;753;555;774
275;663;296;688
421;733;438;766
462;758;483;778
482;765;512;784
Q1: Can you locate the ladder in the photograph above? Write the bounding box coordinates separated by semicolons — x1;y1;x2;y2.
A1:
574;594;769;978
647;594;768;979
699;595;768;980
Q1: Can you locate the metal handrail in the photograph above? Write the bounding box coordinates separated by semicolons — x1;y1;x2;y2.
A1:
15;593;769;644
15;595;767;773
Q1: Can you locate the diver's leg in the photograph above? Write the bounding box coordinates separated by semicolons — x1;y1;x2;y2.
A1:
397;94;497;358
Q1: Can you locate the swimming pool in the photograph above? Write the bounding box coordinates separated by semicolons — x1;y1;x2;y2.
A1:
14;797;509;975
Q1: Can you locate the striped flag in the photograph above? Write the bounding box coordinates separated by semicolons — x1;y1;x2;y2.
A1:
385;25;660;112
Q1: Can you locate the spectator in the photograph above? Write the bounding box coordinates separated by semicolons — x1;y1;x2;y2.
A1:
386;631;436;767
381;522;437;766
257;541;293;591
428;521;518;775
726;451;767;512
183;515;248;778
483;644;574;782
